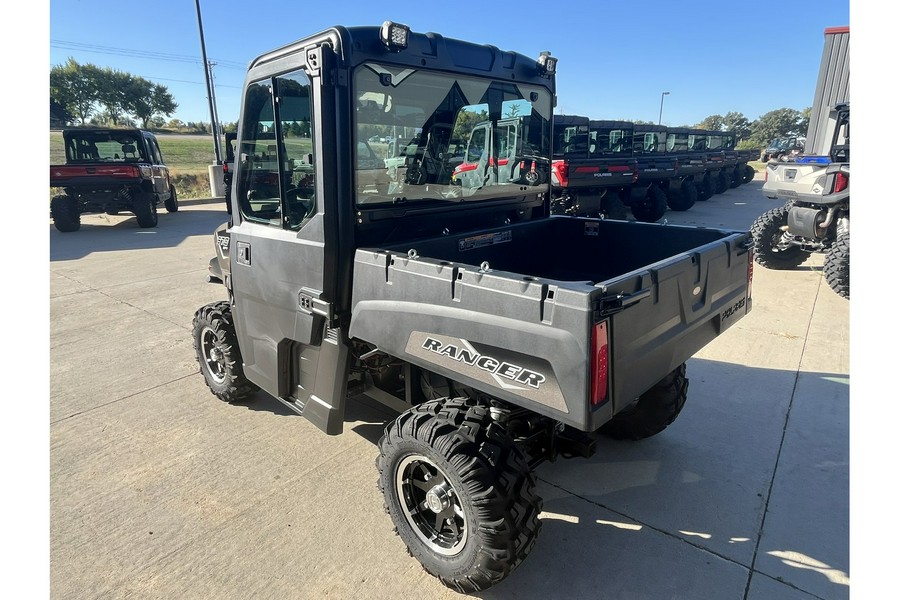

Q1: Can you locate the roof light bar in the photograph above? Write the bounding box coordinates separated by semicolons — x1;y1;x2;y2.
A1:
538;51;557;77
380;21;410;51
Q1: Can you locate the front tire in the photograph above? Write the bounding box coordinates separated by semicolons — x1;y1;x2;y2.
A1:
132;193;158;228
750;205;807;269
630;186;667;222
165;185;179;212
192;301;259;403
377;397;542;594
824;232;849;299
50;195;81;232
599;363;689;440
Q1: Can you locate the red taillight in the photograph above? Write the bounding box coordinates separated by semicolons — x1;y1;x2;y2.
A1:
591;321;609;406
50;165;140;179
222;162;229;174
608;165;631;172
834;171;848;193
574;166;600;173
552;160;569;187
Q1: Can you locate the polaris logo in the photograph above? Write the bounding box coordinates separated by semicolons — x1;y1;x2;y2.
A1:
421;337;546;389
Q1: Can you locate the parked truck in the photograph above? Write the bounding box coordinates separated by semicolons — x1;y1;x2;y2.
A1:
49;128;178;232
193;22;754;593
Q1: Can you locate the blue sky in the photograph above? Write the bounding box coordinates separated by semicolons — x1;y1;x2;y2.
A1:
49;0;850;127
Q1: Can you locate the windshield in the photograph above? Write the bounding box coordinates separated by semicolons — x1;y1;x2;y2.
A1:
666;132;690;152
589;126;633;156
353;63;552;207
64;131;147;163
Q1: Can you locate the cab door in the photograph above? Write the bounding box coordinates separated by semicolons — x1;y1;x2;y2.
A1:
228;55;349;434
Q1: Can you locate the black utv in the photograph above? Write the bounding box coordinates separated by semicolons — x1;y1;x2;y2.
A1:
49;128;178;232
549;116;635;220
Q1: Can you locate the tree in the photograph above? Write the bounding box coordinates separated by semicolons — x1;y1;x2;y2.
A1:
50;98;73;126
124;76;155;128
797;107;811;137
697;114;724;131
50;58;101;124
722;112;751;140
749;108;803;146
451;108;489;143
151;84;177;125
50;58;179;129
96;68;131;126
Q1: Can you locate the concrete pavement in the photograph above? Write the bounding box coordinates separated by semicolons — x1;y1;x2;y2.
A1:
48;179;849;599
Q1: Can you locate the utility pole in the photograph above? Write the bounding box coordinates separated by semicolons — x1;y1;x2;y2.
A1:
208;61;221;138
195;0;222;164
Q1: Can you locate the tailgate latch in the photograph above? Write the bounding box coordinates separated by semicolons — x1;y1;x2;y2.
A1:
597;288;651;316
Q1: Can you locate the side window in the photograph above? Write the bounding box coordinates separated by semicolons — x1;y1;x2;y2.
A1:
238;70;316;230
147;137;164;164
609;130;622;152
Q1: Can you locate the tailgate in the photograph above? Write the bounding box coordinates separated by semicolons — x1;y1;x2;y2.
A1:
762;162;828;200
590;230;752;430
635;155;677;180
552;157;636;189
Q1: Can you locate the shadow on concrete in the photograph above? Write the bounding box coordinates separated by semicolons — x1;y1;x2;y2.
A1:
471;358;849;600
50;204;230;262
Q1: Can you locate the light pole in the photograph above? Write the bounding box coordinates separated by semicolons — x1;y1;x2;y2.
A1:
658;91;670;125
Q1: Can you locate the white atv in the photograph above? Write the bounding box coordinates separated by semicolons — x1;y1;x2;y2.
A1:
751;104;849;298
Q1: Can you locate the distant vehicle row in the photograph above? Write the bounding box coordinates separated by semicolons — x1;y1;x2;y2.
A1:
548;118;758;222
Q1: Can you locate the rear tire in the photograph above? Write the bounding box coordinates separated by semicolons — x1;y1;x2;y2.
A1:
630;186;667;222
132;193;158;228
165;186;179;212
192;301;259;403
824;232;849;299
377;397;541;593
697;174;714;200
667;180;696;211
50;195;81;232
750;205;807;269
742;164;756;184
600;363;689;440
715;170;729;194
601;190;629;219
729;168;741;188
